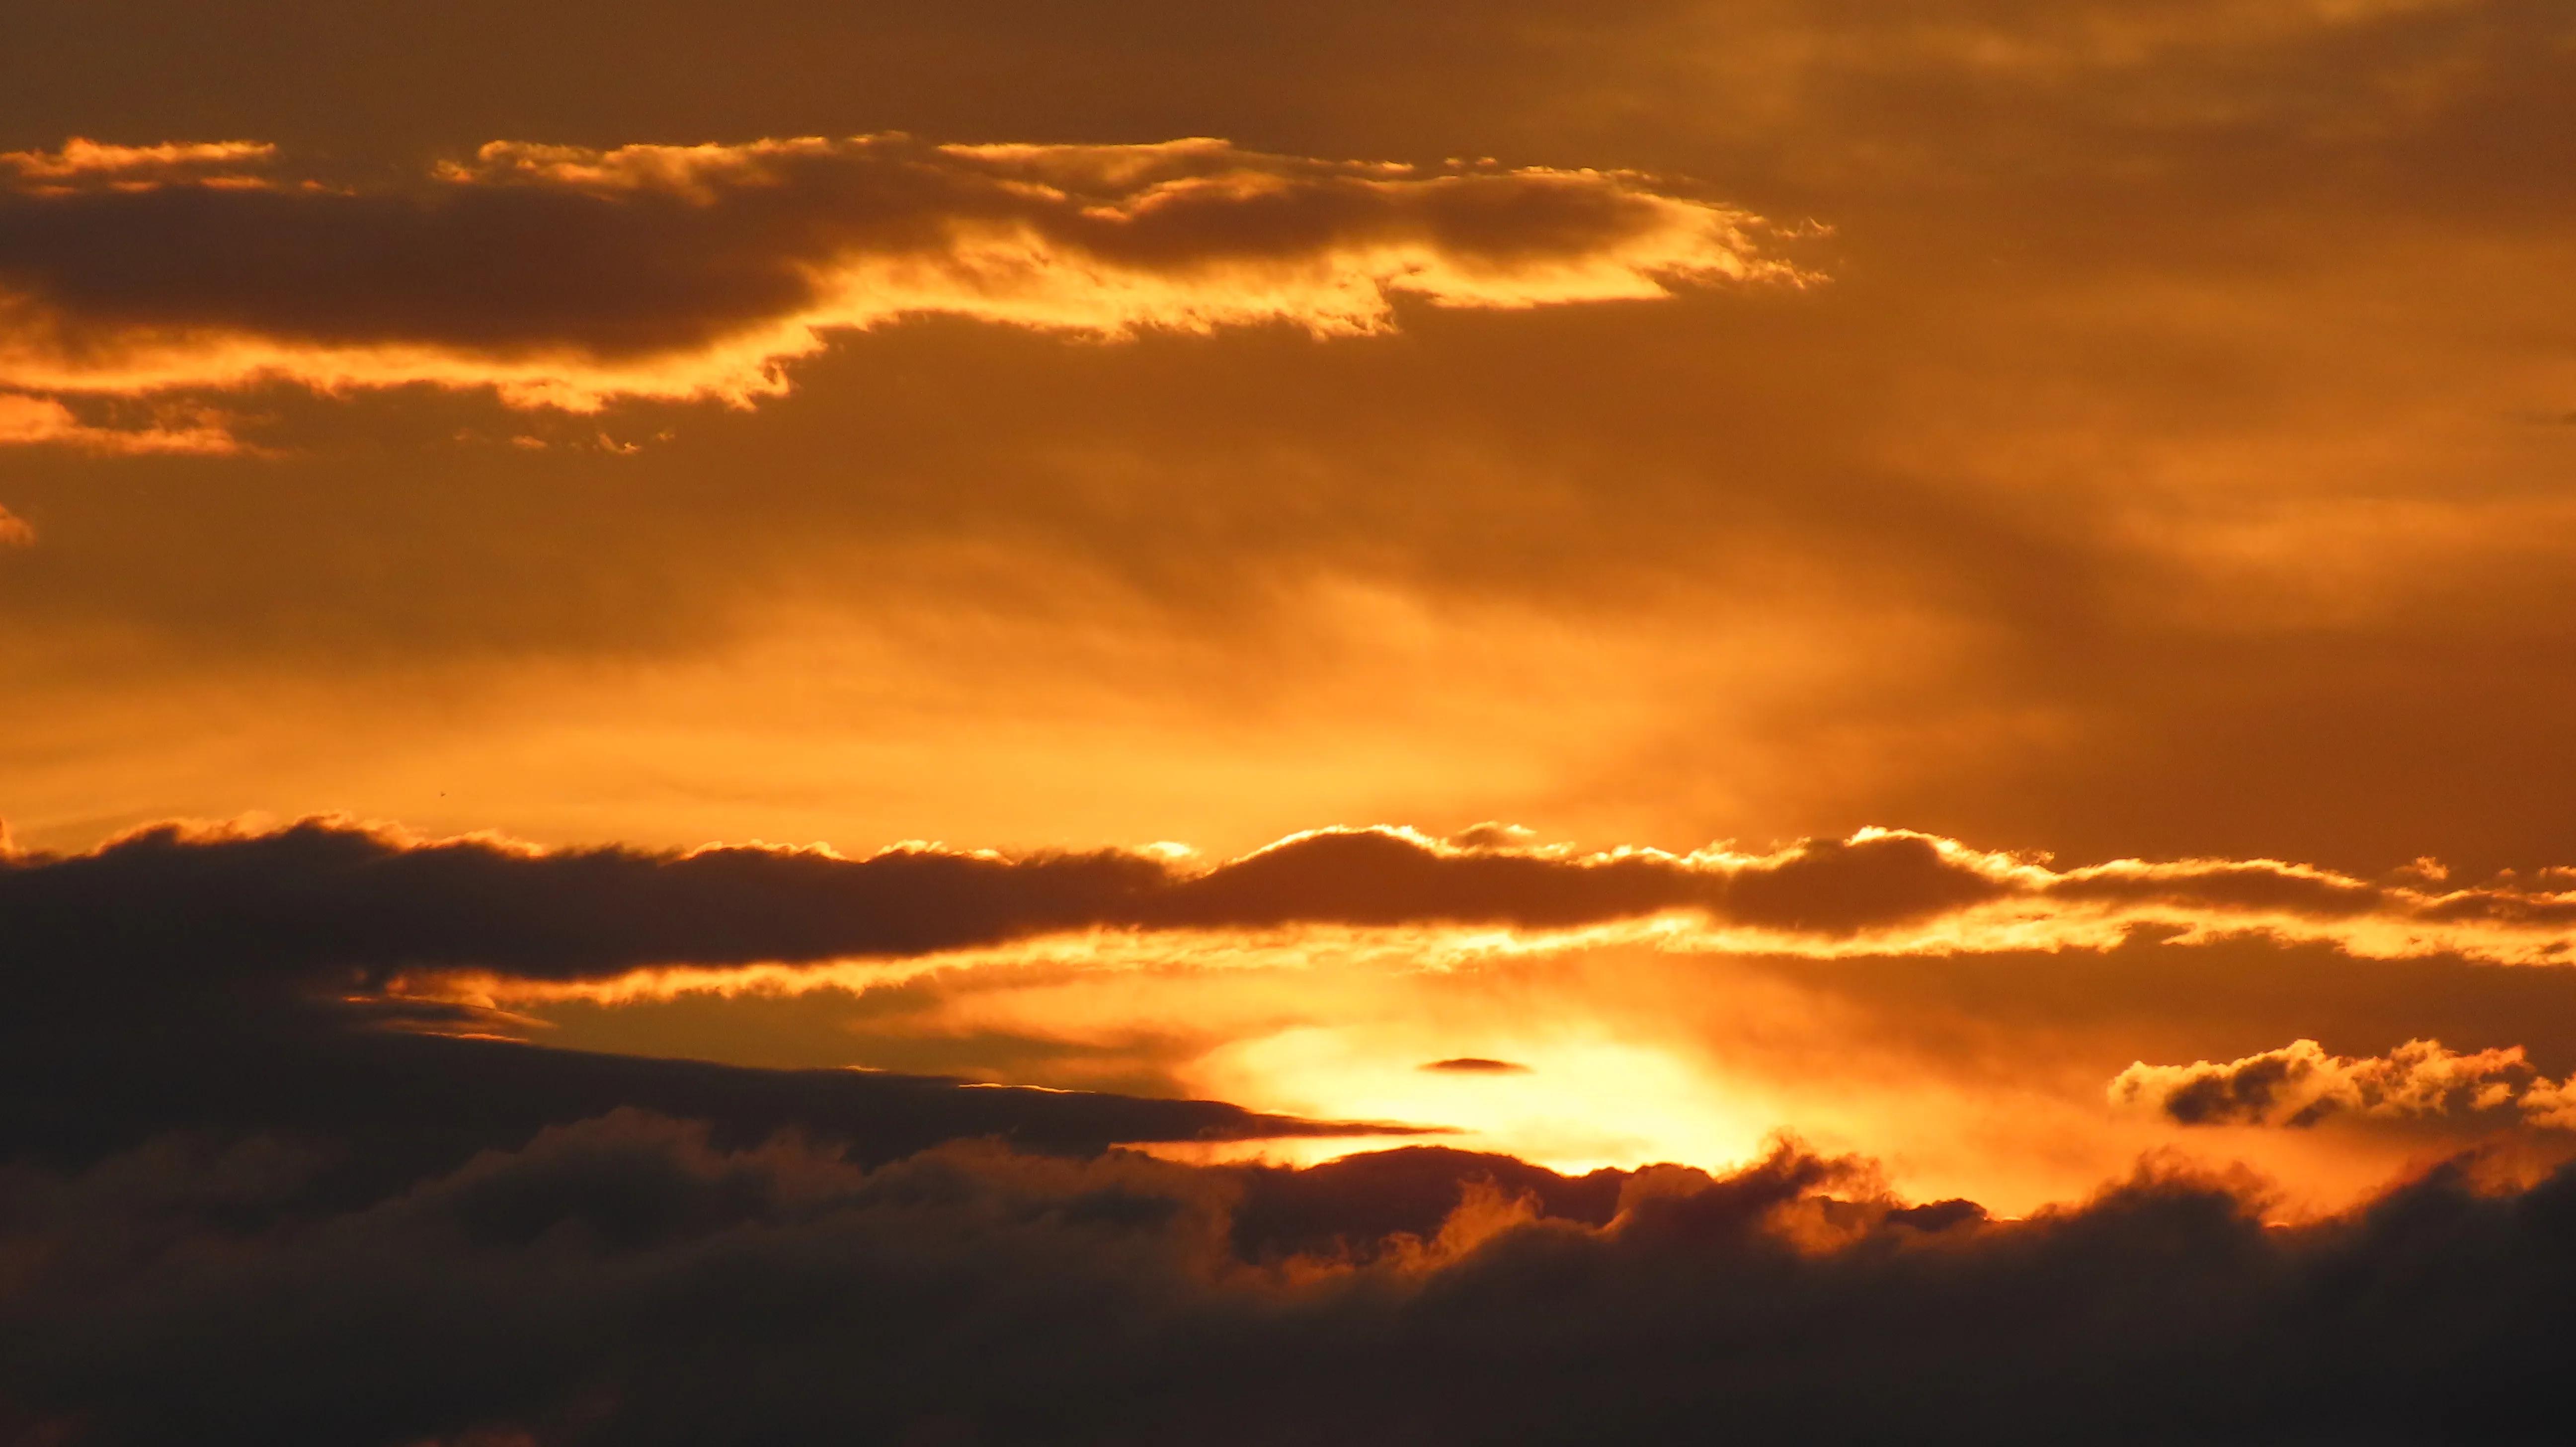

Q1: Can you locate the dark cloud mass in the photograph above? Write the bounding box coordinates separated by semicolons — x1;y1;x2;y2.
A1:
0;819;1877;999
11;1115;2576;1446
0;819;1445;1200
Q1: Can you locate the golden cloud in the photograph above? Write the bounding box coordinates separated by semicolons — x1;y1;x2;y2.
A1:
0;137;279;192
0;135;1805;425
2110;1036;2575;1129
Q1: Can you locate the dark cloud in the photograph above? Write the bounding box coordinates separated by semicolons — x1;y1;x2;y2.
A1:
12;819;2576;1012
0;822;1435;1188
9;1115;2576;1446
1421;1057;1531;1074
1226;1144;1626;1261
0;820;1702;1004
1162;827;2008;937
0;134;1785;416
1;816;1163;991
2;1017;1422;1192
1720;830;2008;932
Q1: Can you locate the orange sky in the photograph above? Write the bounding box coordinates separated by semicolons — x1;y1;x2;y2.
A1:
7;0;2576;1222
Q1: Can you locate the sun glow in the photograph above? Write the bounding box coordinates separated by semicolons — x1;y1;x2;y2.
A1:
1183;1026;1778;1175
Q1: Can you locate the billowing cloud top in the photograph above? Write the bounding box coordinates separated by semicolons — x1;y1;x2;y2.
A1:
13;1113;2576;1447
0;134;1796;416
2113;1037;2576;1131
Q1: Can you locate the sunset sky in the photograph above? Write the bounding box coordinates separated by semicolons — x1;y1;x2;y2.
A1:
7;3;2576;1443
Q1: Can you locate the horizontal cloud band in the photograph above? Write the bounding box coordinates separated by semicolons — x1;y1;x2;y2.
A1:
10;818;2576;1004
0;134;1796;425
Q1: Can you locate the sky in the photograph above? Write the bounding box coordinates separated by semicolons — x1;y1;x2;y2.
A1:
6;2;2576;1443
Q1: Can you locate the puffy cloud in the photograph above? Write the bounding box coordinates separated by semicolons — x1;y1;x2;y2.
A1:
0;503;32;547
10;1113;2576;1446
2110;1037;2563;1128
0;134;1798;421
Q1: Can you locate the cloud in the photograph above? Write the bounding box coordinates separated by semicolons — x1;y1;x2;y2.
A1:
0;138;277;192
2;1013;1425;1186
0;819;1434;1179
14;818;2576;1024
0;393;238;454
20;807;2576;1445
6;5;2572;886
0;504;32;547
0;134;1799;420
1422;1057;1532;1073
10;1115;2576;1446
2110;1037;2567;1128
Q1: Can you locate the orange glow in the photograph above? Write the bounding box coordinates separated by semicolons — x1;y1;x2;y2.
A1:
13;6;2576;1436
0;392;241;454
432;905;2576;1215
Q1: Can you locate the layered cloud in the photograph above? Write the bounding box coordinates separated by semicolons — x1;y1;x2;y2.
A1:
2113;1037;2576;1131
16;807;2576;1442
13;818;2576;1018
0;134;1796;426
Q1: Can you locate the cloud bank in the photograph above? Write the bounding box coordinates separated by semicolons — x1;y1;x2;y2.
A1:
10;1114;2576;1446
0;134;1796;426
